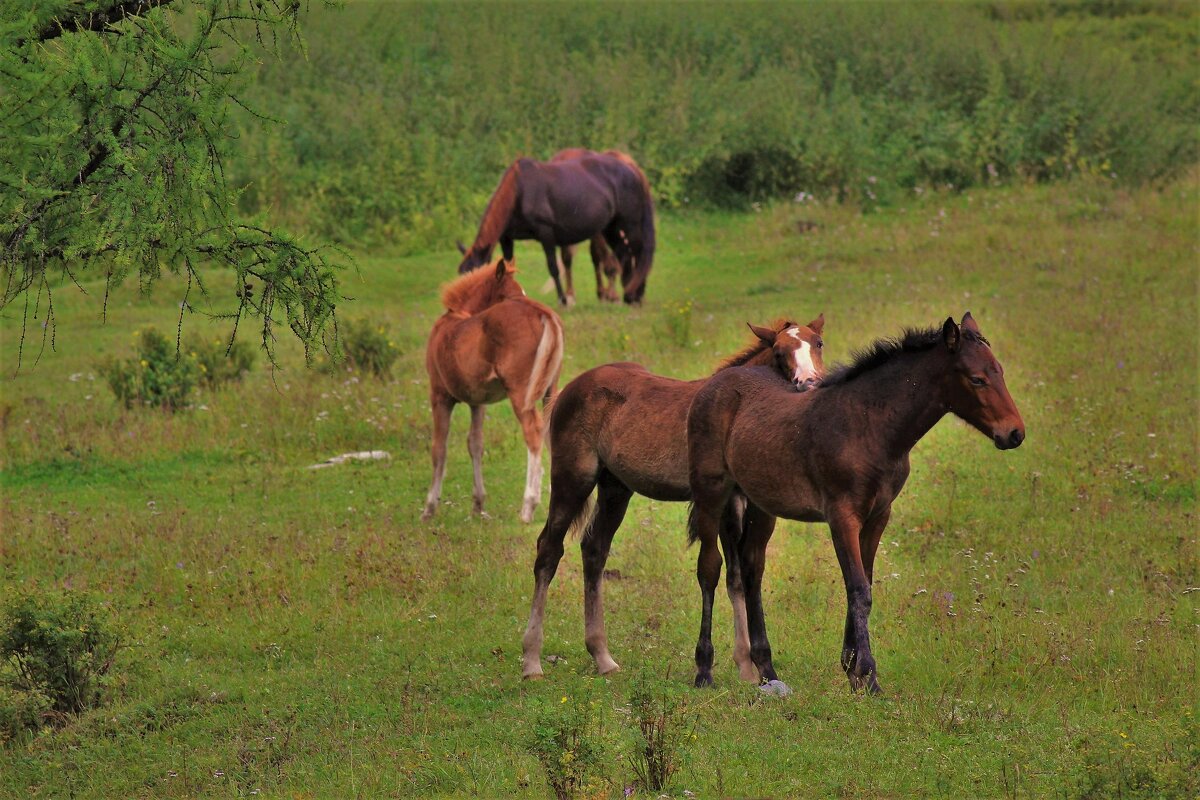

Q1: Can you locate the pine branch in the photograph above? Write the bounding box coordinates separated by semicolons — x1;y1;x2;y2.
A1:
28;0;177;45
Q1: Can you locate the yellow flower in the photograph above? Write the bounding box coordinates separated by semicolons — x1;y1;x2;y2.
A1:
140;360;148;367
560;696;568;703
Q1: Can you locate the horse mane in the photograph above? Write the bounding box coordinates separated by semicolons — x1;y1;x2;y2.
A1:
821;325;989;386
470;162;520;253
440;261;514;313
712;319;794;374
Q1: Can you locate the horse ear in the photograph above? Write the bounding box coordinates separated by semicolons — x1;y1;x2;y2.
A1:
807;313;825;335
747;323;776;345
960;311;980;333
942;317;960;352
494;258;508;281
456;240;468;255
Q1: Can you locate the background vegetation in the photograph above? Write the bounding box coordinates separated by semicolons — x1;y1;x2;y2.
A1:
231;1;1197;251
1;1;1197;798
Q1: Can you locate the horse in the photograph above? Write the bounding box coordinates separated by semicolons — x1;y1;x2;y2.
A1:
457;150;655;306
423;259;565;524
686;313;1025;693
550;149;627;304
521;315;826;680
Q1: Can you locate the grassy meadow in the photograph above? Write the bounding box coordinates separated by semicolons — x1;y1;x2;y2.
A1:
2;171;1197;797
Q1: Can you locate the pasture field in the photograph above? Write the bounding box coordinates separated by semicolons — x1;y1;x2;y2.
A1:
1;174;1197;798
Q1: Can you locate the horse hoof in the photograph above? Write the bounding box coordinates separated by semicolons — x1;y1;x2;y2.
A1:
694;674;715;689
596;659;621;676
759;679;793;698
522;670;544;681
420;507;435;522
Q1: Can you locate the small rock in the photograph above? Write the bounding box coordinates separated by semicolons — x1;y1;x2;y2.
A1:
760;679;793;697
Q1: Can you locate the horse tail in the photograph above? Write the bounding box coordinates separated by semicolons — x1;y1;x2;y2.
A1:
523;312;565;414
612;154;655;302
470;160;521;258
686;501;701;545
569;494;598;541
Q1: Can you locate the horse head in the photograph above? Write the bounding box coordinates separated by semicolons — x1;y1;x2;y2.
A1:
748;314;825;390
941;312;1025;450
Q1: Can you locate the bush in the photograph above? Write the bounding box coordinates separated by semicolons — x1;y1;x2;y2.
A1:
101;327;199;410
0;591;120;740
333;318;400;379
187;334;257;389
626;672;694;792
528;695;611;800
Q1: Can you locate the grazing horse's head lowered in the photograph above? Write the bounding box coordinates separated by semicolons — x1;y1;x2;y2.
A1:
940;312;1025;450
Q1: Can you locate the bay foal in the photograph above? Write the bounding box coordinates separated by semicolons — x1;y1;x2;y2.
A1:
522;316;826;679
423;259;564;523
687;313;1024;692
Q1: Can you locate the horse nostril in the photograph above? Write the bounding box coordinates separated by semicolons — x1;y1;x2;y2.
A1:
1009;429;1025;448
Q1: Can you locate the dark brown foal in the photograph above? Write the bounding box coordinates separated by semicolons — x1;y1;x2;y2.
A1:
521;316;826;679
687;313;1025;692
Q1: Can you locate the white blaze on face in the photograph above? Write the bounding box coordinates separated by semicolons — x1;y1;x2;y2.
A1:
785;328;817;384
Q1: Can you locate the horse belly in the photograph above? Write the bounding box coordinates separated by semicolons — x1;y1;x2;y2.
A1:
597;406;691;501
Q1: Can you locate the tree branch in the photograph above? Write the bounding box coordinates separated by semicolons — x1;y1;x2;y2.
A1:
30;0;177;45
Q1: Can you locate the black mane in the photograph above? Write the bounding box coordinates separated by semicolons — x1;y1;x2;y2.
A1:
821;325;987;386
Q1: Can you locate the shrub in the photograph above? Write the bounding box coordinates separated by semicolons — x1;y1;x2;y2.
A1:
187;334;257;389
334;318;400;379
0;591;120;739
528;695;611;800
101;327;199;410
626;672;694;792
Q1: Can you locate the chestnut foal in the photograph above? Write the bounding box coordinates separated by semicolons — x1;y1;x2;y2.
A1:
522;316;826;679
687;313;1025;692
423;259;564;523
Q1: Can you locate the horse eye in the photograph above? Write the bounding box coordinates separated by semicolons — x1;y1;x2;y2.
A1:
816;340;823;349
969;376;987;387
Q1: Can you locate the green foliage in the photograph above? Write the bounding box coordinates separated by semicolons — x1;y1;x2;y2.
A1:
326;318;400;379
229;1;1196;248
101;327;200;410
187;334;257;389
0;590;120;739
528;694;612;800
657;294;694;349
626;671;694;792
0;0;345;364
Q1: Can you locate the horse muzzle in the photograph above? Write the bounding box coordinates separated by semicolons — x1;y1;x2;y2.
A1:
795;377;818;393
993;428;1025;450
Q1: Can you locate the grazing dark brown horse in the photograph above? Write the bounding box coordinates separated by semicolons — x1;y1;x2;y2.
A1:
521;315;826;679
551;149;626;304
424;259;564;524
687;313;1025;693
457;150;655;306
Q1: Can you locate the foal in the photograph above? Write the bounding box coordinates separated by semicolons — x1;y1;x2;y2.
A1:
687;313;1024;692
423;259;565;523
522;316;826;679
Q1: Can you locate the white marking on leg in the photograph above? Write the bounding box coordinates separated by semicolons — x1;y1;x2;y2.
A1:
523;581;549;679
728;587;758;682
520;447;542;524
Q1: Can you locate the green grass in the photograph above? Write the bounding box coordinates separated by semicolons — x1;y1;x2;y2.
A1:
1;174;1197;798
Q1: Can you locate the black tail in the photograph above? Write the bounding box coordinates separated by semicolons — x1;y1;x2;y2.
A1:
622;173;655;303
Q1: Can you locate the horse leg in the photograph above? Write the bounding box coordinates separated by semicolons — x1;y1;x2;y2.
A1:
840;507;892;693
513;403;546;524
501;236;515;266
541;241;567;307
467;405;486;516
581;472;632;675
828;505;881;694
689;481;731;688
421;393;454;521
741;501;782;685
521;466;599;679
559;245;576;307
718;495;757;682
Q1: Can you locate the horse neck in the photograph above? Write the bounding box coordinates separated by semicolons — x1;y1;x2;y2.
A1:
820;347;951;457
